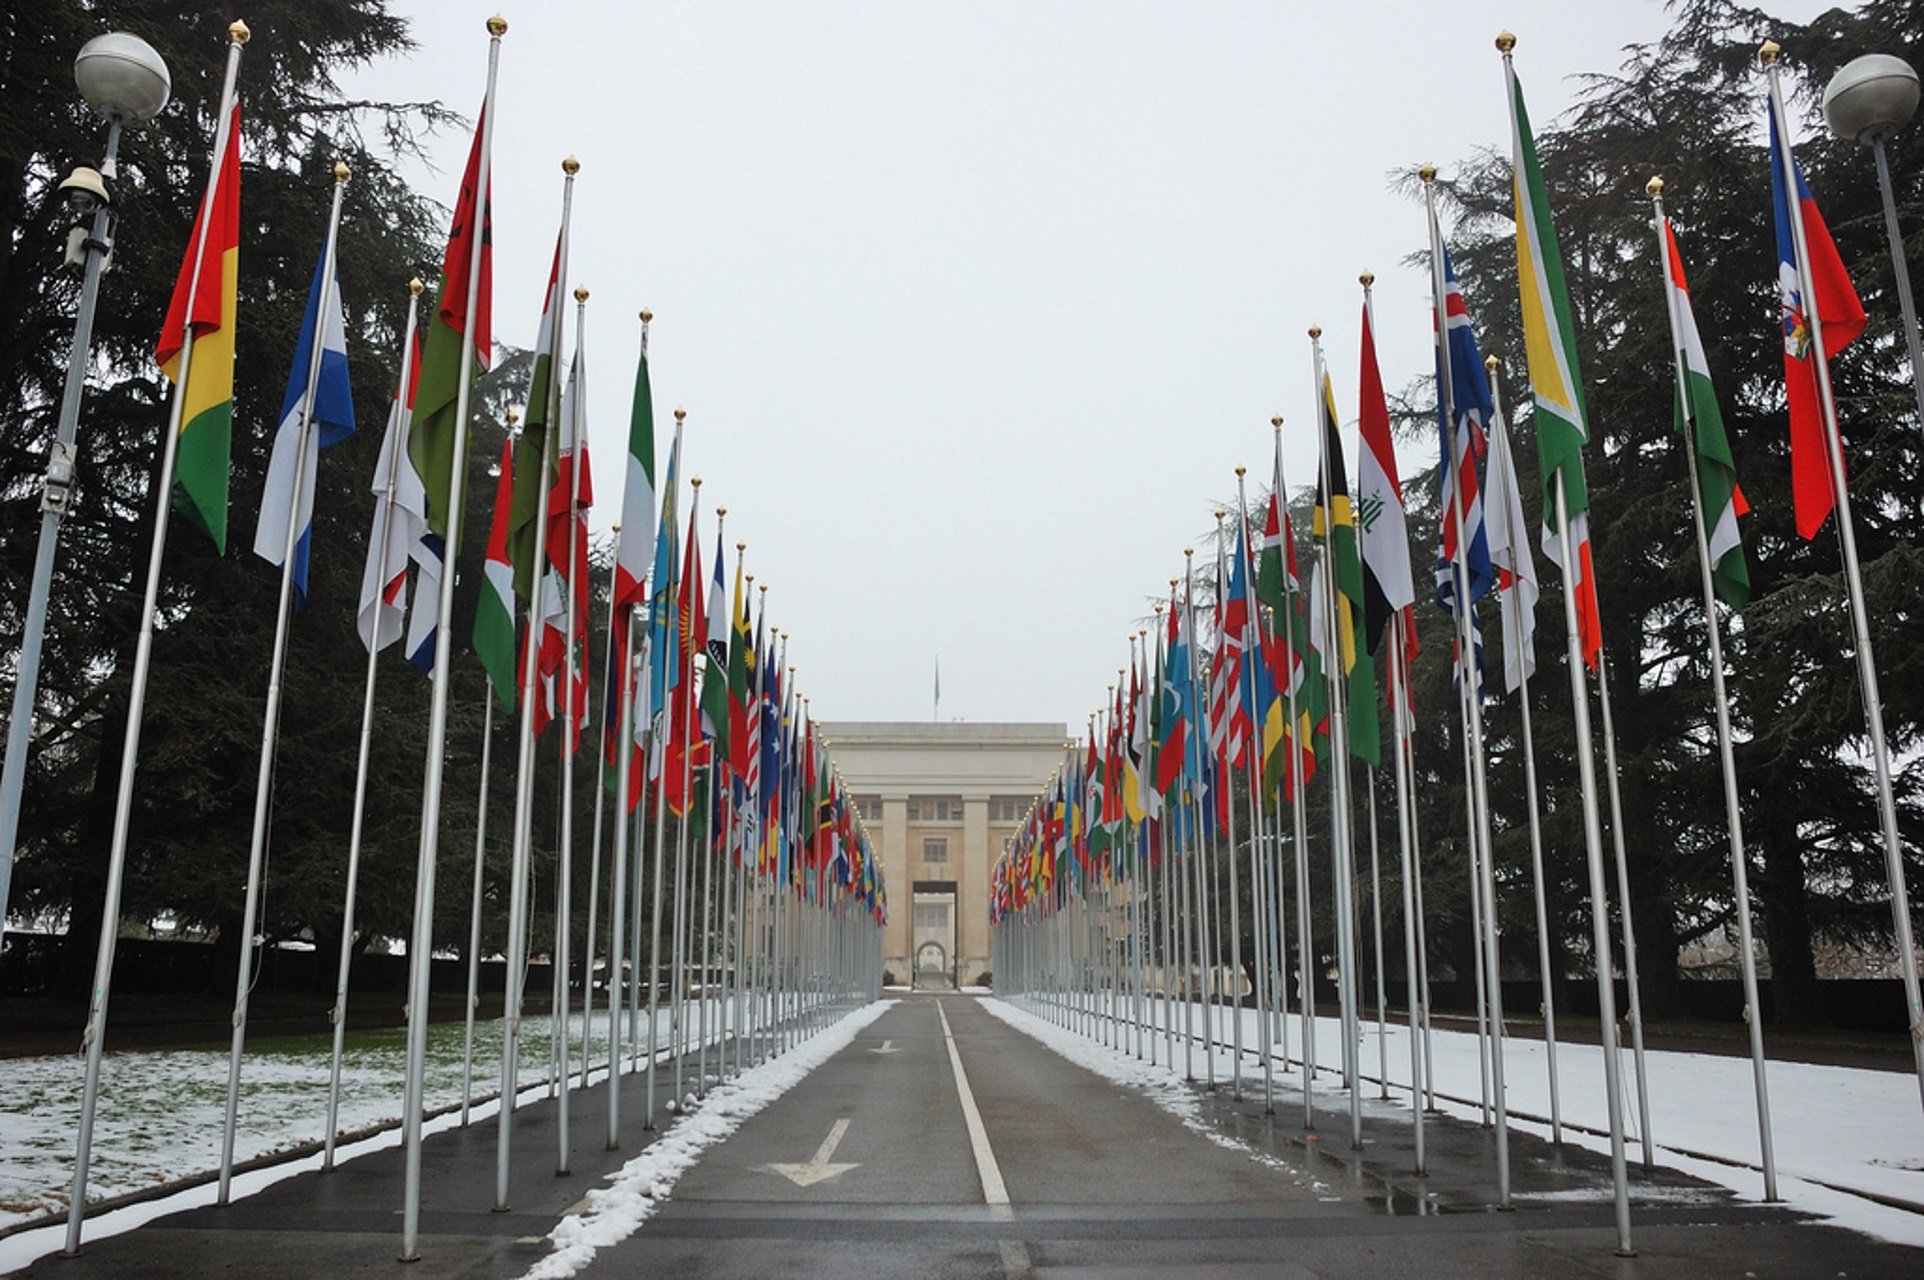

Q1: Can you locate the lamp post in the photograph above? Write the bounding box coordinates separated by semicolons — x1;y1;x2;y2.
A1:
0;33;170;944
1824;52;1924;430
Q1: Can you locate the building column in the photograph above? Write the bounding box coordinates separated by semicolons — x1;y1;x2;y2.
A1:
961;796;989;983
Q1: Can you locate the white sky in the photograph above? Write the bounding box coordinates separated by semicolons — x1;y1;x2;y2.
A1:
340;1;1827;732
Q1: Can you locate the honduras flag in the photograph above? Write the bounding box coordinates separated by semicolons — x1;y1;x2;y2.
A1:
253;243;355;603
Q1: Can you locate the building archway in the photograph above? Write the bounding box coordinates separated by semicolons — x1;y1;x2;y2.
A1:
914;940;950;989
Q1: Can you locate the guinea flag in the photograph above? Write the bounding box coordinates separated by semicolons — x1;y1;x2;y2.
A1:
157;104;242;552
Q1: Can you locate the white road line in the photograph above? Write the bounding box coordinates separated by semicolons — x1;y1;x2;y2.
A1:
936;998;1012;1217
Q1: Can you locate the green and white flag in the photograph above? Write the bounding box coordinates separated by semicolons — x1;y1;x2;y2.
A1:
1662;215;1750;610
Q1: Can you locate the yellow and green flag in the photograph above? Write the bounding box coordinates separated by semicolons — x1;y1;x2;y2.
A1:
156;104;242;552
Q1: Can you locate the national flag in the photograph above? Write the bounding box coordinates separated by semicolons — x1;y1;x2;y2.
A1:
1432;235;1496;615
544;340;592;754
699;529;731;762
404;533;443;675
253;238;355;603
1256;490;1321;796
357;332;423;652
663;507;704;814
727;553;752;780
408;102;492;542
1506;65;1603;671
1154;585;1193;797
157;103;242;552
606;317;656;779
472;438;518;705
1484;397;1540;695
1313;370;1380;766
1356;297;1413;653
510;238;564;602
646;422;685;725
1662;215;1751;610
1767;101;1866;540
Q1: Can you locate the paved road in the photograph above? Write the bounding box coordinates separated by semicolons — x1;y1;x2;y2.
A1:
12;993;1924;1278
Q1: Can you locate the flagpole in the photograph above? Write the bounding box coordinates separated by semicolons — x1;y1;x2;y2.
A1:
605;605;642;1143
402;20;503;1259
1271;419;1317;1130
1592;648;1654;1170
219;155;352;1208
1230;478;1271;1110
1357;275;1392;1104
62;26;247;1254
553;283;592;1174
462;691;496;1126
581;527;625;1095
1649;181;1777;1198
1388;613;1426;1171
1309;327;1364;1152
1422;172;1512;1195
324;278;423;1169
496;155;577;1212
1762;39;1924;1114
1485;354;1561;1147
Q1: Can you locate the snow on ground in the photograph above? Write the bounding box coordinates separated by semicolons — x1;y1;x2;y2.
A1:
0;1003;714;1232
521;999;895;1280
987;994;1924;1248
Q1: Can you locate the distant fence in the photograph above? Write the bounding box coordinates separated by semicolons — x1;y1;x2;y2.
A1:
0;932;548;1000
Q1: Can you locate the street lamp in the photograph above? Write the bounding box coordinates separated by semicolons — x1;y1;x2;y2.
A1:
0;33;170;943
1823;52;1924;430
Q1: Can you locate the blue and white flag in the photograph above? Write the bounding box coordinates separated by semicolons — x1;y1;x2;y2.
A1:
253;244;355;603
405;532;443;674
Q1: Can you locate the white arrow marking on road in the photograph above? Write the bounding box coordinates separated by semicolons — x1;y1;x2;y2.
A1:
760;1117;859;1188
870;1039;899;1054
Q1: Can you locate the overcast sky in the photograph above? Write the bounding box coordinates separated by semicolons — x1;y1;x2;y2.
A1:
340;1;1827;733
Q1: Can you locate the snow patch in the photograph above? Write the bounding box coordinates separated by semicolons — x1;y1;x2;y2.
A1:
519;999;895;1280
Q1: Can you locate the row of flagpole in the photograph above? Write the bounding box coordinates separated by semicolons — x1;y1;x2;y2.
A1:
50;15;890;1261
989;29;1924;1260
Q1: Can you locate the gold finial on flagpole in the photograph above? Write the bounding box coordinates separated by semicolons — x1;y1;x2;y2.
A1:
488;15;508;37
333;161;350;183
1495;30;1516;54
229;20;251;43
1646;175;1665;198
1359;269;1374;287
408;277;424;296
1759;39;1781;66
1419;163;1437;184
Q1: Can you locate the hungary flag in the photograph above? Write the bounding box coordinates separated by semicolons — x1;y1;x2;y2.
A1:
472;437;518;708
157;104;242;552
1663;216;1750;610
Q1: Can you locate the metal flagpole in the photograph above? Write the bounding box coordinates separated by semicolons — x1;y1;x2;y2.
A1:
1485;355;1561;1146
1388;621;1426;1171
495;153;575;1214
580;537;623;1092
401;20;504;1259
1593;646;1653;1170
462;694;496;1127
325;279;422;1168
1234;474;1276;1113
1423;177;1510;1196
1365;769;1388;1099
607;606;641;1144
1269;419;1317;1129
63;30;247;1253
1309;329;1364;1152
1649;179;1777;1197
1762;54;1924;1100
645;673;672;1126
219;163;350;1203
552;284;592;1174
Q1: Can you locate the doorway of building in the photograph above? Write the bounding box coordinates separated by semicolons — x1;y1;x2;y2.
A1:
912;884;956;989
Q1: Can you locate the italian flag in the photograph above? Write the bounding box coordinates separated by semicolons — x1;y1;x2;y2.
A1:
1663;217;1750;611
472;437;518;708
157;104;242;552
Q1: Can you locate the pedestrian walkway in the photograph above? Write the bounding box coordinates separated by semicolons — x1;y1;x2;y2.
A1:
11;994;1923;1278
